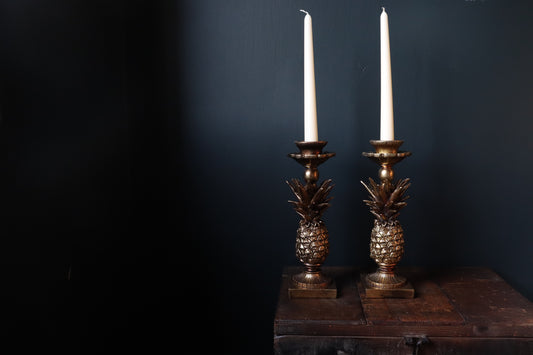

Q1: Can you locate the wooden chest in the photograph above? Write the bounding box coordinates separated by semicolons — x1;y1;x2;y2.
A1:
273;267;533;354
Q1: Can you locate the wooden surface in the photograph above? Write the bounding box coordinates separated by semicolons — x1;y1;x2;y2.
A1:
274;266;533;354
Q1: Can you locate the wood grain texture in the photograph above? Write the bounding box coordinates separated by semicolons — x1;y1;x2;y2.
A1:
275;267;365;325
274;267;533;353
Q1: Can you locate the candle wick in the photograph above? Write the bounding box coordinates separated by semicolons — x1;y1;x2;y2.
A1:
381;7;386;12
300;9;309;16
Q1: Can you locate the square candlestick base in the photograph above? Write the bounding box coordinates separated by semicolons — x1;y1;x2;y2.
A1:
360;272;415;299
288;280;337;299
288;270;337;299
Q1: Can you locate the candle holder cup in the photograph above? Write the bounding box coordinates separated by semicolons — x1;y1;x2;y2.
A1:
286;141;336;298
360;140;415;298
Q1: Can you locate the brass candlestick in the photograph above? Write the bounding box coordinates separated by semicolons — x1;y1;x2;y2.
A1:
286;141;336;298
360;140;414;298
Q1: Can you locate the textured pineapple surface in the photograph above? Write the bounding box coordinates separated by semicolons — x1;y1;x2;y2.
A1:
370;220;404;264
296;220;329;265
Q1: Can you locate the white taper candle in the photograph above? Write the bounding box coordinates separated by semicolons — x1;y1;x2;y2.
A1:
380;7;394;141
301;9;318;142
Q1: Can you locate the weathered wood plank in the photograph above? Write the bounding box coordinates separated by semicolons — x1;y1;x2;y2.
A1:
274;267;533;340
357;269;464;326
435;267;533;337
274;267;365;324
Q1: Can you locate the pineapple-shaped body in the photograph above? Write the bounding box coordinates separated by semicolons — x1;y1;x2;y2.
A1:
288;178;333;266
296;220;329;265
370;219;403;265
362;178;410;267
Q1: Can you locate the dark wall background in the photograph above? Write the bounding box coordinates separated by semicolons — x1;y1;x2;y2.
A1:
0;0;532;354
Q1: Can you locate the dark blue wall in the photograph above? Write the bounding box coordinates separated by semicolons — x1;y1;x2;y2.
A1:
0;1;532;354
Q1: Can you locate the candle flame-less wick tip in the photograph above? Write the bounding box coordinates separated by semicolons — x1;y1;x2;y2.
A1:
382;7;386;12
300;9;309;16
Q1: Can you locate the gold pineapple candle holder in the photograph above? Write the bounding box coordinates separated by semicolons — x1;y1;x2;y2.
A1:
360;140;414;298
286;141;336;298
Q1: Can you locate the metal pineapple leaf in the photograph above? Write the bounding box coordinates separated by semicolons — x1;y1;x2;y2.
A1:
361;178;410;222
287;178;334;222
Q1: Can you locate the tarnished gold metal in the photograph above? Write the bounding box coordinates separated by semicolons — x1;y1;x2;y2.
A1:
362;140;411;183
361;140;414;298
287;141;336;298
289;141;335;186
